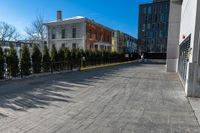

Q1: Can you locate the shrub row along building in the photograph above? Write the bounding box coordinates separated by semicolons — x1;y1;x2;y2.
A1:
45;11;138;55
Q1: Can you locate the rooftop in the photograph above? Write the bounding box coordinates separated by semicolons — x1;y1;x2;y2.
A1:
47;16;86;23
45;15;114;32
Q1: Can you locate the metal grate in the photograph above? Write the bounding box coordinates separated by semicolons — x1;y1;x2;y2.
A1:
178;35;191;83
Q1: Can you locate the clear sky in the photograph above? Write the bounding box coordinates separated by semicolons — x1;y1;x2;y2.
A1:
0;0;152;38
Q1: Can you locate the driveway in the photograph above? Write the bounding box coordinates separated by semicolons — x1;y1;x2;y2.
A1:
0;62;199;133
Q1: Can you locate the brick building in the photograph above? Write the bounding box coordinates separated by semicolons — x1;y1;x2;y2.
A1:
45;11;112;52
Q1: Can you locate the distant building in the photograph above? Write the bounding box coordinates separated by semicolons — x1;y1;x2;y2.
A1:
0;40;41;57
45;11;112;52
45;11;138;54
112;31;138;54
138;0;170;53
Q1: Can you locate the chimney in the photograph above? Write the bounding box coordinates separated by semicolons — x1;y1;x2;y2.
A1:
57;10;62;21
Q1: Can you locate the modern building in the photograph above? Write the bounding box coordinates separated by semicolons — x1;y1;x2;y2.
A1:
112;31;138;54
166;0;200;97
138;0;170;54
45;11;113;52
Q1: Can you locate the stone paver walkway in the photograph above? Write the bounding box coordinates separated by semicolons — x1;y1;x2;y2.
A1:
0;62;199;133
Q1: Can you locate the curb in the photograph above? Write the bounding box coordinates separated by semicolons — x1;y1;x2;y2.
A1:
80;60;137;71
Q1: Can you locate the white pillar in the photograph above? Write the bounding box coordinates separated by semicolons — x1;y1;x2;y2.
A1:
166;0;182;72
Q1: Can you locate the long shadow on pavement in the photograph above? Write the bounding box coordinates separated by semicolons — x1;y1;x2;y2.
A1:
0;62;143;112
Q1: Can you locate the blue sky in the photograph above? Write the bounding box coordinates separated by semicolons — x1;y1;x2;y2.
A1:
0;0;152;38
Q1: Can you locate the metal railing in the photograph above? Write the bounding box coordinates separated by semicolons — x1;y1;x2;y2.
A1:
0;56;140;81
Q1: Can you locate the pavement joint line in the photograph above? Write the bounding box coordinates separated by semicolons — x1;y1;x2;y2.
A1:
187;97;200;128
80;60;138;71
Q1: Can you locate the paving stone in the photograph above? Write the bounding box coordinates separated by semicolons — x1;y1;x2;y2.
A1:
0;62;199;133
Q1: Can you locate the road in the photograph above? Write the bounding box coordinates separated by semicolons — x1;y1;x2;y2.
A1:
0;62;199;133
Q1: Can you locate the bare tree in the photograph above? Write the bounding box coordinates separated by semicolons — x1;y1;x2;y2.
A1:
25;15;47;42
0;21;19;41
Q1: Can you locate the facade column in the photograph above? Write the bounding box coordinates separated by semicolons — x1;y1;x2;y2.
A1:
166;0;182;72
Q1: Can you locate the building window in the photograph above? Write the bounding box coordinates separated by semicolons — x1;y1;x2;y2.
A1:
72;43;76;49
89;30;92;39
62;43;65;48
90;43;93;49
95;45;98;50
159;5;162;13
155;15;158;22
52;28;56;39
72;28;76;38
98;33;101;41
52;44;55;49
153;6;156;14
107;46;111;51
143;7;147;14
159;31;163;38
145;16;148;23
160;14;164;22
147;23;151;29
142;24;146;32
112;32;115;37
62;29;65;39
100;45;104;50
148;6;151;14
152;23;155;29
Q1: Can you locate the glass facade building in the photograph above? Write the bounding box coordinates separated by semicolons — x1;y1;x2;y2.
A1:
138;0;169;53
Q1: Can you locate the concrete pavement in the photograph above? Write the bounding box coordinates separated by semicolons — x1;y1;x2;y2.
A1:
0;62;199;133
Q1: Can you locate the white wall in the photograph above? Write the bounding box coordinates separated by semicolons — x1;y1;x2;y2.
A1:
179;0;197;62
166;0;182;72
48;21;86;50
178;0;200;97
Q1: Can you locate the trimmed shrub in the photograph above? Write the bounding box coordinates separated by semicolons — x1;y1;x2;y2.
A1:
75;49;82;66
64;48;71;69
70;48;76;69
32;45;42;73
42;45;51;72
58;47;65;70
7;46;19;77
0;47;4;79
51;45;58;71
21;45;31;76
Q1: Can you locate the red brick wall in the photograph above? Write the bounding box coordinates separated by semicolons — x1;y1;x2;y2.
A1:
86;22;112;50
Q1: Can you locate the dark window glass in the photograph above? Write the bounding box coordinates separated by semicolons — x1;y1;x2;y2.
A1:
62;43;65;48
52;29;56;39
72;28;76;38
148;6;151;14
89;30;92;38
143;7;147;14
95;45;98;50
62;29;65;39
72;43;76;49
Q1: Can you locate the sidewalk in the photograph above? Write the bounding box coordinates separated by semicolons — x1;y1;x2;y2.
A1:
189;98;200;126
0;62;199;132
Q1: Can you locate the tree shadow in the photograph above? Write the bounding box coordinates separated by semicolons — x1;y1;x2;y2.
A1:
0;62;144;113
